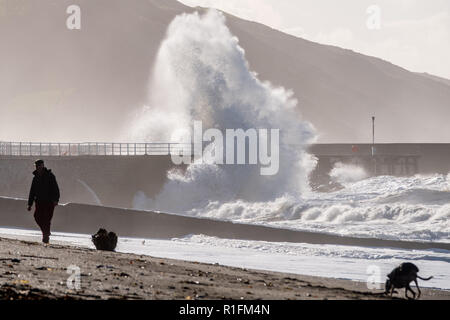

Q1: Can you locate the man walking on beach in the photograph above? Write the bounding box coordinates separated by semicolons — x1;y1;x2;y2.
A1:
27;159;60;244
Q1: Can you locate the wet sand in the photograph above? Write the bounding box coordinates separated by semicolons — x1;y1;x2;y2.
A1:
0;237;448;300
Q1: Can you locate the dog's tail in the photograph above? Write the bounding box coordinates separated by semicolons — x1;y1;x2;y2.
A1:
417;275;433;281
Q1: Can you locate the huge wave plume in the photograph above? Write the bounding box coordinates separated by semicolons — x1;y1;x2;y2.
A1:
125;10;316;214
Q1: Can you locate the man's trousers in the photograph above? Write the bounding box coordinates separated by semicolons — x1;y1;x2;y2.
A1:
34;201;55;239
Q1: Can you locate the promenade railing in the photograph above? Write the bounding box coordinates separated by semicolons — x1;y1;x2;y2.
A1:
0;141;193;157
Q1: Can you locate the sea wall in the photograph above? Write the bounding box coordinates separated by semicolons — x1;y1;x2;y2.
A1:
1;144;449;208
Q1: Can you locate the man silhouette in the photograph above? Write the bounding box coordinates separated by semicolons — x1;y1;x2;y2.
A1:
27;159;60;244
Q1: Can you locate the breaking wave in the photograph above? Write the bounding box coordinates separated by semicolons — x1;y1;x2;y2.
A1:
128;10;316;212
126;10;449;243
191;174;450;242
329;162;368;184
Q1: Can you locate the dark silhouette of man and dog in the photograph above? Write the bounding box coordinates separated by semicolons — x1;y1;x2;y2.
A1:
27;159;118;250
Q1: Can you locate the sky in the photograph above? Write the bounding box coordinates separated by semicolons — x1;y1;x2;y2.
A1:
178;0;450;80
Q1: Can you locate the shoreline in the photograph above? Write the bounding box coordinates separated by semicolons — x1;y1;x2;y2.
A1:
1;236;449;300
1;197;449;251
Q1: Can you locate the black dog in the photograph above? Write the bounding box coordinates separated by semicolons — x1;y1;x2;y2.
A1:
385;262;433;299
91;228;118;251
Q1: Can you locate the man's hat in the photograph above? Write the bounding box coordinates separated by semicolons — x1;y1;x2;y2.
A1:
34;159;44;165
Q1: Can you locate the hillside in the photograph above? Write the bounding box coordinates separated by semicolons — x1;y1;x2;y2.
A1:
1;0;449;143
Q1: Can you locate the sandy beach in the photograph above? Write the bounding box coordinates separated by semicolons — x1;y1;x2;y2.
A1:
0;236;448;301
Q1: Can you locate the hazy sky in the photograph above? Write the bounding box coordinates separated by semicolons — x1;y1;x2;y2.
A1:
179;0;450;79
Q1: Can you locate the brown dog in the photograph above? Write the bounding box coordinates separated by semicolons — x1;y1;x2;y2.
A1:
385;262;433;299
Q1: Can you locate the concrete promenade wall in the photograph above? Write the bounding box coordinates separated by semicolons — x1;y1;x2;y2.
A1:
1;144;449;208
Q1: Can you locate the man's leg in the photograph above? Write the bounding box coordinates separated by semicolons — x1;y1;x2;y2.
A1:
34;202;55;243
41;202;55;243
34;202;45;240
